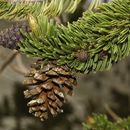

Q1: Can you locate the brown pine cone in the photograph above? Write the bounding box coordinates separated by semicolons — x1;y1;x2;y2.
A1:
23;60;77;121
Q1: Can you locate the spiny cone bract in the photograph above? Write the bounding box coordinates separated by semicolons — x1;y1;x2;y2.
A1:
23;60;76;121
0;23;30;50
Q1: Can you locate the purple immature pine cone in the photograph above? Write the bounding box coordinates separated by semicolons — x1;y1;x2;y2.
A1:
0;23;30;50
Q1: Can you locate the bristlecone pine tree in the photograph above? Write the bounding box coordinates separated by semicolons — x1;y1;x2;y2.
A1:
0;0;129;122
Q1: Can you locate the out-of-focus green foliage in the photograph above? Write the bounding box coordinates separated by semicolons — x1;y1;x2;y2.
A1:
0;0;81;20
83;114;130;130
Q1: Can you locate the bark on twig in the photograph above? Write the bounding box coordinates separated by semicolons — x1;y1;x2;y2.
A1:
0;51;26;75
104;103;121;121
0;50;18;73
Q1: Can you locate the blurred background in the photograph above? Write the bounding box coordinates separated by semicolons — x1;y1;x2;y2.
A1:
0;0;130;130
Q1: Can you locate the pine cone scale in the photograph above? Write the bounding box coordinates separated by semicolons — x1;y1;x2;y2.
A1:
23;79;40;85
40;80;53;90
34;73;49;81
47;91;56;101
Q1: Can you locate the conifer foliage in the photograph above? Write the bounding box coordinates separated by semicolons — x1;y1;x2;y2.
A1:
83;114;130;130
20;0;130;73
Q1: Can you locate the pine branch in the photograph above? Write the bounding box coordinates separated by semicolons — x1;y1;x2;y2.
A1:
0;0;81;20
19;0;130;74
